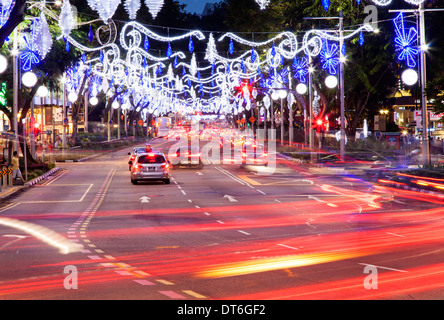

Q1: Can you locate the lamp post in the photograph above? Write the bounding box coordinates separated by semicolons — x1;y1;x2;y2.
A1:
339;10;346;161
12;28;19;155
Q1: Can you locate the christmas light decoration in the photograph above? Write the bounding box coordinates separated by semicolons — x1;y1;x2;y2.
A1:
292;56;308;83
34;11;53;59
20;29;40;71
0;0;13;27
145;0;164;19
320;40;339;75
88;0;121;23
124;0;141;20
393;12;418;68
58;0;75;37
255;0;270;10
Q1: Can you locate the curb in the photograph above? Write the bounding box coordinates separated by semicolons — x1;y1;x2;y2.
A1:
24;167;61;187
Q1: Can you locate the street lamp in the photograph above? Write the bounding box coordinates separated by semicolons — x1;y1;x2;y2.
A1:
325;75;338;89
401;68;418;86
0;54;7;73
22;71;38;87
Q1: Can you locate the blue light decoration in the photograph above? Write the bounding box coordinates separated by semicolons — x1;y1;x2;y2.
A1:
393;12;418;68
188;36;194;53
64;36;70;52
166;42;172;58
251;48;257;63
144;36;150;51
20;34;40;71
322;0;330;11
271;42;276;57
229;38;234;55
359;30;364;46
292;56;308;83
88;25;94;43
320;40;339;75
0;0;13;28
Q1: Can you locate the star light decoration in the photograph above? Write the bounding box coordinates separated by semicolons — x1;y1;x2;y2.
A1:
393;12;418;68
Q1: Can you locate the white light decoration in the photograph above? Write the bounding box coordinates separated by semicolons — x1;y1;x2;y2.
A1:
89;96;99;106
401;68;418;86
0;54;7;73
124;0;141;19
296;83;307;95
325;75;338;88
36;85;49;97
90;0;121;23
145;0;164;19
255;0;270;10
68;91;78;102
279;89;287;99
58;0;75;37
22;71;38;87
34;11;53;59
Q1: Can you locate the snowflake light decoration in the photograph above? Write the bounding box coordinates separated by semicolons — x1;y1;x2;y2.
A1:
320;40;339;75
20;34;40;72
393;12;418;68
292;56;308;83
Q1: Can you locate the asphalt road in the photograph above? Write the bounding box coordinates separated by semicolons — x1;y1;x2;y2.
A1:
0;138;443;301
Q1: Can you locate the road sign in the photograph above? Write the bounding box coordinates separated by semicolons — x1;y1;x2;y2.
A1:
8;167;12;176
2;167;6;176
249;117;256;123
63;117;69;125
240;118;246;124
138;120;144;126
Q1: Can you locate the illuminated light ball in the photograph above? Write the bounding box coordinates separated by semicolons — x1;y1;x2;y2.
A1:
401;68;418;86
0;54;7;73
271;90;280;100
121;103;129;110
279;89;287;99
22;71;38;87
112;100;120;109
68;92;78;103
296;83;308;95
325;75;338;89
89;96;98;106
36;85;49;97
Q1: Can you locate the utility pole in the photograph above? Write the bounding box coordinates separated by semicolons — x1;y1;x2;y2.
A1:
339;10;346;161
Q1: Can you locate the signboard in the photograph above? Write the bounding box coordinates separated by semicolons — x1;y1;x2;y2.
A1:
249;117;256;123
138;120;144;126
63;117;69;125
415;111;444;128
385;133;400;149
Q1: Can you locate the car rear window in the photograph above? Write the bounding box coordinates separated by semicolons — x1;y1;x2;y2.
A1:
137;155;165;164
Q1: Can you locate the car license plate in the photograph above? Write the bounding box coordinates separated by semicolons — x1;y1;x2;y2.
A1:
146;167;156;172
